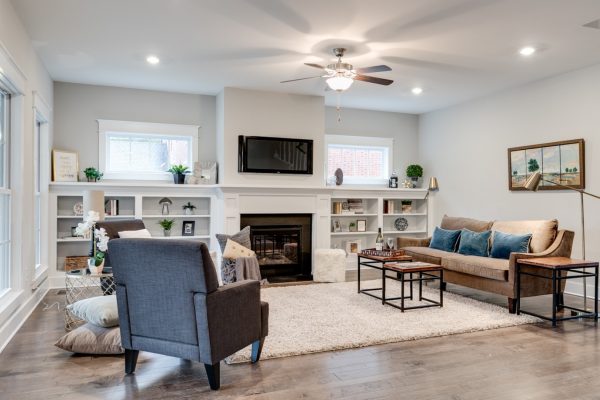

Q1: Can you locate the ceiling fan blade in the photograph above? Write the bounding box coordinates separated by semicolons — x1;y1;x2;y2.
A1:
355;65;392;74
354;75;394;86
304;63;326;70
280;75;323;83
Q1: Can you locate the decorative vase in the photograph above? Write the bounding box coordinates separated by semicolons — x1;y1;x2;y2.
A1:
163;229;171;237
173;173;186;184
402;204;412;213
410;177;420;188
184;208;193;215
87;259;105;275
86;177;97;182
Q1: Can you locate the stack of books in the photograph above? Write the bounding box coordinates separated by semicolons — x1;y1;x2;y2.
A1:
105;199;119;216
347;199;364;214
383;200;395;214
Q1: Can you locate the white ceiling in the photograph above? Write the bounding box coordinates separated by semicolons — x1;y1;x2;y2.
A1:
11;0;600;113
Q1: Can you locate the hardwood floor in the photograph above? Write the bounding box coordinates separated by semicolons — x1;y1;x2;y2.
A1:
1;273;599;399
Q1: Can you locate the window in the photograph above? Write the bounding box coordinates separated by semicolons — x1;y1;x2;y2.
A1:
98;120;199;180
0;89;10;295
34;120;41;268
325;135;393;185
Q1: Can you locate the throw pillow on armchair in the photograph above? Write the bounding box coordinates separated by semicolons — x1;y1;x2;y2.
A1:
215;226;252;284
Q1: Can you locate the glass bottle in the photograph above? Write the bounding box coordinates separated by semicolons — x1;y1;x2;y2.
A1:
375;228;384;251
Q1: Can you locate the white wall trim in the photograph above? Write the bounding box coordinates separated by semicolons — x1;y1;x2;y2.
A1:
97;119;200;180
0;41;27;94
0;284;48;353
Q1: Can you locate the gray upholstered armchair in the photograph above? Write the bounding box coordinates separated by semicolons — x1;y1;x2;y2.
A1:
108;239;269;390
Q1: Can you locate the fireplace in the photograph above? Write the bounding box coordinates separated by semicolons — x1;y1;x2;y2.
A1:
240;214;312;282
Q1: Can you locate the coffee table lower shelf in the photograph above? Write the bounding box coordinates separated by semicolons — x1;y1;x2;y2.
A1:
383;263;444;312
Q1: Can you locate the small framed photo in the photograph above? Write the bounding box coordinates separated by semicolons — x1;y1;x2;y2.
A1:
52;149;79;182
357;219;367;232
332;220;342;232
182;221;195;236
345;240;362;255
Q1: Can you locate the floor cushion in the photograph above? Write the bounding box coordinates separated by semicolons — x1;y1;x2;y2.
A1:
67;295;119;328
55;323;123;354
314;249;346;282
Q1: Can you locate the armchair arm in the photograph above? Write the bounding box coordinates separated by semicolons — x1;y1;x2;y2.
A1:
195;280;263;364
508;230;575;296
397;236;431;249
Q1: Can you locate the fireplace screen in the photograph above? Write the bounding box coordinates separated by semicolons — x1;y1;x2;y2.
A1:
250;225;302;269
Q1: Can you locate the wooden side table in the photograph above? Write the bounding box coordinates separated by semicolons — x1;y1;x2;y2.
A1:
383;262;443;312
357;252;412;302
65;271;115;331
516;257;599;327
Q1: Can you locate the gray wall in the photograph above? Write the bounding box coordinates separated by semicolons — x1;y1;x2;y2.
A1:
325;106;419;176
53;82;217;168
419;63;600;296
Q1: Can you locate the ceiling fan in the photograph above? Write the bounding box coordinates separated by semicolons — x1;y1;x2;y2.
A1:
281;48;393;92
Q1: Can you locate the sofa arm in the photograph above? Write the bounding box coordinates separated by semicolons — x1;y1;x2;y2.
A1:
196;280;264;364
508;230;575;296
397;236;431;248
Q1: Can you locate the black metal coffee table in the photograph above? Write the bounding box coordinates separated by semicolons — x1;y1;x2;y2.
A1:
357;251;412;303
383;262;444;312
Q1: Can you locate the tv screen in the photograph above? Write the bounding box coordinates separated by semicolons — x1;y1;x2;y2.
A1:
238;136;313;174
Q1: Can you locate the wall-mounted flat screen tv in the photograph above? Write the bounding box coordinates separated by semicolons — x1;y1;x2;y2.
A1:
238;135;313;174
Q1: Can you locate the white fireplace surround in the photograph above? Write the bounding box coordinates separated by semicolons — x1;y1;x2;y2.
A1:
49;182;429;287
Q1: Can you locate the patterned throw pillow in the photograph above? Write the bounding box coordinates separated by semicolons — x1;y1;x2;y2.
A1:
223;239;256;259
215;227;252;284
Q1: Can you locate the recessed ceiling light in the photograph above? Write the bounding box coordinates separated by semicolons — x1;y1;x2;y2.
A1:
411;87;423;95
519;46;536;56
146;55;160;65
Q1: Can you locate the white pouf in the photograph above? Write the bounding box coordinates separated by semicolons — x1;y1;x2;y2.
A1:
313;249;346;283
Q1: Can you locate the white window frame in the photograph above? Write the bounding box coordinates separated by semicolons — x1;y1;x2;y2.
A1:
98;119;199;181
32;92;51;288
325;135;393;185
0;41;26;311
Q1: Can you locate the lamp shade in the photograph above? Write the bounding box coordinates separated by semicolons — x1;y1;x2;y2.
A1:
326;76;353;91
83;190;105;220
524;171;542;191
428;177;439;191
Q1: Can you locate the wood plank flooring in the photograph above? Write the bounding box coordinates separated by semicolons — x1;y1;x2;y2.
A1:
1;272;599;399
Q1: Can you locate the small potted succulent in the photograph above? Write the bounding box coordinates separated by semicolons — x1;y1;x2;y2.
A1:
406;164;423;188
183;202;196;215
83;167;104;182
401;200;413;213
168;164;189;184
349;221;357;232
158;219;175;237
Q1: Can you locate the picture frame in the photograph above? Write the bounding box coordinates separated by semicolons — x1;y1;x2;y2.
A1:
345;240;362;255
508;139;585;191
357;219;367;232
182;221;195;236
52;149;79;182
332;220;342;233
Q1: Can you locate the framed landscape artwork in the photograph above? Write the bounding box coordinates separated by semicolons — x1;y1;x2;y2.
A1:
508;139;585;191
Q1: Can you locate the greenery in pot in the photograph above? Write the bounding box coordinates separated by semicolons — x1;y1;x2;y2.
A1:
401;200;412;206
405;164;423;180
158;219;175;236
401;200;413;213
349;221;357;232
83;167;104;182
183;202;196;215
167;164;190;184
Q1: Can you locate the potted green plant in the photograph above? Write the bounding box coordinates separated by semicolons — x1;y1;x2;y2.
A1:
167;164;189;184
401;200;413;213
158;219;175;237
349;221;357;232
183;202;196;215
83;167;104;182
406;164;423;187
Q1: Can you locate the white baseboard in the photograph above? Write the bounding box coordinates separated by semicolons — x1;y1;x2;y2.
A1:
0;281;49;353
49;275;66;289
565;280;596;299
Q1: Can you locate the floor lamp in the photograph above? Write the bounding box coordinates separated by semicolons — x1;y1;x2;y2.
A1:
524;171;599;312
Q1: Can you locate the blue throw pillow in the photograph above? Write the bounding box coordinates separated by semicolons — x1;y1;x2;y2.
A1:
457;229;492;257
429;227;461;252
490;231;532;259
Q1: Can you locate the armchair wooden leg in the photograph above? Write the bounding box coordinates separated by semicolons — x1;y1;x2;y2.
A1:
204;362;221;390
251;337;265;363
508;297;517;314
124;349;139;374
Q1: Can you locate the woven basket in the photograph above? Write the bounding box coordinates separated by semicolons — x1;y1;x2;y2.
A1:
64;256;89;271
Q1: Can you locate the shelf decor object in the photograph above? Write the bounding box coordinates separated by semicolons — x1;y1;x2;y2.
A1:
83;190;105;221
394;217;409;231
524;170;599;313
52;149;79;182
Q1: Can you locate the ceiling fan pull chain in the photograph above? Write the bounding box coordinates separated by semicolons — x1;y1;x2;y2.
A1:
337;92;342;123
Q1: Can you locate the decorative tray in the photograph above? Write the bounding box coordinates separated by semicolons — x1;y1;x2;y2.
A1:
360;248;406;258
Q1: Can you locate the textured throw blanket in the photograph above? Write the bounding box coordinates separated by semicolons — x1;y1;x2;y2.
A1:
235;256;263;282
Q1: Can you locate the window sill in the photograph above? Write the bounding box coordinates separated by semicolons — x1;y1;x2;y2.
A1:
0;289;24;326
32;265;48;290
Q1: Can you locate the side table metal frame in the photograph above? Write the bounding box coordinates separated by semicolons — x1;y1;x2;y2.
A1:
357;254;412;303
64;271;115;330
516;263;599;327
383;267;443;312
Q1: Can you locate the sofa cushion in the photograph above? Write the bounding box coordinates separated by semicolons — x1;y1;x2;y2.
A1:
491;219;557;253
442;254;509;281
441;215;493;232
457;229;492;257
402;246;450;265
429;227;461;252
490;231;532;259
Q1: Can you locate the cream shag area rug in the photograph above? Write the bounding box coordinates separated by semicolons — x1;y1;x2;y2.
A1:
228;279;539;363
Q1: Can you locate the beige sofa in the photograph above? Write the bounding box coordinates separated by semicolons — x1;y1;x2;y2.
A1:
398;215;574;313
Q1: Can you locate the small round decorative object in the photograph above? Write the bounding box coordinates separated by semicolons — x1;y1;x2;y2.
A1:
334;168;344;186
394;217;409;231
73;202;84;216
